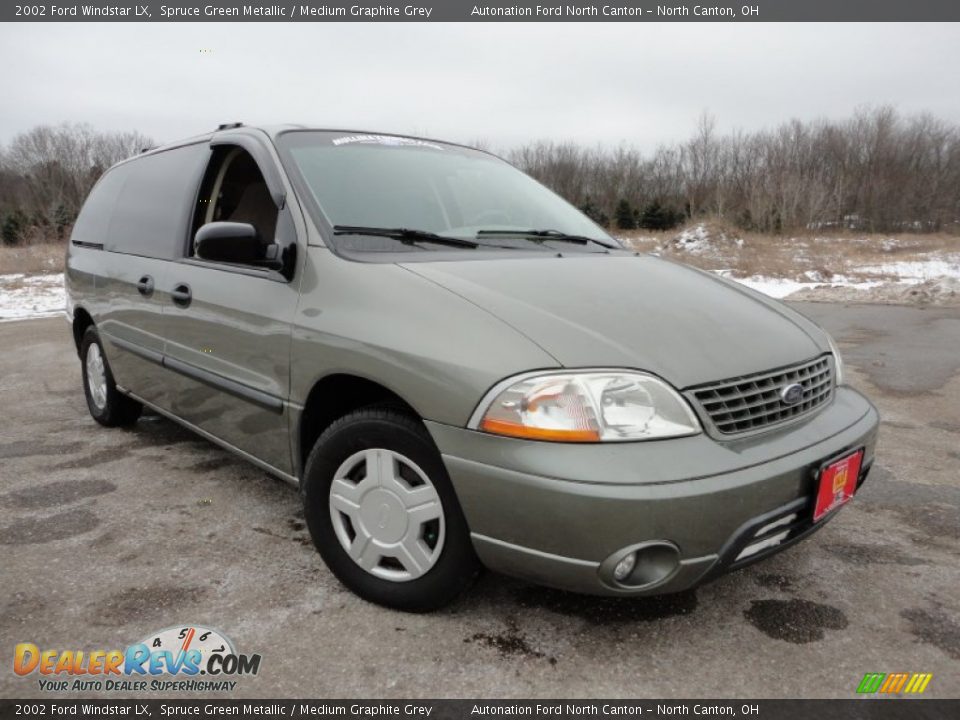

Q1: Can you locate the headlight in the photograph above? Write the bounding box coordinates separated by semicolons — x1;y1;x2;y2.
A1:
827;335;845;385
469;371;701;442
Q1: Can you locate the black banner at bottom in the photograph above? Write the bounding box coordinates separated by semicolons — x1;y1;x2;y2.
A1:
0;700;957;720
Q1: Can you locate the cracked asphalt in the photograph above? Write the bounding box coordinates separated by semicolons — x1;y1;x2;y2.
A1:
1;303;958;699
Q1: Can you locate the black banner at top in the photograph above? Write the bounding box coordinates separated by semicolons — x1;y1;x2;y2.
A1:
3;0;960;22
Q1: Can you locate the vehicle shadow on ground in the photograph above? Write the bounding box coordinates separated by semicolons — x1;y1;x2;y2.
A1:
453;570;701;625
120;409;208;446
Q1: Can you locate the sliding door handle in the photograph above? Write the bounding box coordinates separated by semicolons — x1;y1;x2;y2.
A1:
171;283;192;308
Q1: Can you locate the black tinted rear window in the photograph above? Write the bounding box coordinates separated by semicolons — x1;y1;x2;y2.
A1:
106;144;207;258
73;144;207;259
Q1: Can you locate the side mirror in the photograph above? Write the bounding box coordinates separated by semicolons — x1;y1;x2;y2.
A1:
194;222;281;269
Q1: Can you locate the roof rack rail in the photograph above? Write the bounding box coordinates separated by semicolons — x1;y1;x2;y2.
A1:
216;122;244;131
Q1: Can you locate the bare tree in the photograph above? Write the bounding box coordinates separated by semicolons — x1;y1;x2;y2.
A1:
0;123;153;243
509;107;960;234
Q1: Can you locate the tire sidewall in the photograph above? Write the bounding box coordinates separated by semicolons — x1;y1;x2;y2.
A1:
81;327;113;424
303;410;477;611
80;326;141;426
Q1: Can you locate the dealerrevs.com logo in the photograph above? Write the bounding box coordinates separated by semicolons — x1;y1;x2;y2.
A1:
14;625;261;693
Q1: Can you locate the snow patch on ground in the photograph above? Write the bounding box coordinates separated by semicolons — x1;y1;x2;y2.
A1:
789;276;960;305
856;258;960;281
724;276;809;299
664;223;744;256
720;258;960;305
715;272;886;300
0;273;66;321
674;224;713;254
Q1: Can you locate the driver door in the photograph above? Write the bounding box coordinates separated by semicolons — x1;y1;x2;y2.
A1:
159;139;300;476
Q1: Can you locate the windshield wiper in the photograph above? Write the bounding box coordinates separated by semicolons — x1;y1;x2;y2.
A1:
333;225;478;249
476;229;618;250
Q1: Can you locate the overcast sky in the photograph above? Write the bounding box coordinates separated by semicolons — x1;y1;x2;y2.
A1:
1;22;958;151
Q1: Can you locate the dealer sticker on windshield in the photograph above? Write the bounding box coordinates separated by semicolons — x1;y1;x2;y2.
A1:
813;449;864;522
332;134;443;150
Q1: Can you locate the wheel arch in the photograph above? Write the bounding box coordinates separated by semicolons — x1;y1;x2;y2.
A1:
72;306;95;356
295;373;422;480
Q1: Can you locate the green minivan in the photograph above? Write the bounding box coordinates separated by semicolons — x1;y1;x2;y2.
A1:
66;125;879;611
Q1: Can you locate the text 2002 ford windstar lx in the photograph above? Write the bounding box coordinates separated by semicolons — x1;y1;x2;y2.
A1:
66;125;879;611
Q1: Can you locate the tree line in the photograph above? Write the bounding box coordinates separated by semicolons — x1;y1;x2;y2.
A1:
1;108;959;247
508;107;960;234
0;123;152;245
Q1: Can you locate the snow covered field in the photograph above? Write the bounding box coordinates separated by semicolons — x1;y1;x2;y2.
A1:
719;274;882;299
720;259;960;300
0;273;66;322
627;223;960;306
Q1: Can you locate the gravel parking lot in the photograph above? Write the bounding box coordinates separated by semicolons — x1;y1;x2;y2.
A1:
1;303;958;699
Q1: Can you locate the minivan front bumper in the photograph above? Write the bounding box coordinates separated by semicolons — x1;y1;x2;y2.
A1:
425;386;879;596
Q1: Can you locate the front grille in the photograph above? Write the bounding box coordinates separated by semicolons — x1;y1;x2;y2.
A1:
691;355;833;435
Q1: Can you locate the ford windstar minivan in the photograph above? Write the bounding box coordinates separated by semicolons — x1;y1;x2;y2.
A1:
66;124;879;611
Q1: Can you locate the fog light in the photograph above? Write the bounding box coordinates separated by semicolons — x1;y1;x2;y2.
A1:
601;541;681;590
613;553;637;581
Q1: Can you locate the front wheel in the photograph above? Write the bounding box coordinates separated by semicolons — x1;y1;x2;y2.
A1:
302;406;479;612
80;326;142;427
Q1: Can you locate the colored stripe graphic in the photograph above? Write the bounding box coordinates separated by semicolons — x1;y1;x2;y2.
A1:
857;673;885;694
910;674;933;694
858;672;932;694
883;673;908;693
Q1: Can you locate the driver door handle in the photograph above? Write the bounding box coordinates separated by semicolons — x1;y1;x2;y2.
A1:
171;283;192;308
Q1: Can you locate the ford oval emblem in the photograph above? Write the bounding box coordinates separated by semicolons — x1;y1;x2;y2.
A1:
780;383;804;405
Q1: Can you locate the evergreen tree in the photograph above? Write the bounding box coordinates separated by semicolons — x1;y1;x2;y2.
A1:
54;204;73;239
615;199;636;230
2;210;27;246
579;197;609;228
639;201;665;230
639;201;685;231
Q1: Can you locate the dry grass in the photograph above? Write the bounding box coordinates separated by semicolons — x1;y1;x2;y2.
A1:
615;220;959;283
0;243;66;276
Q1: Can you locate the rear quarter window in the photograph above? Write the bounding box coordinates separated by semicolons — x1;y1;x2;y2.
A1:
104;143;207;259
70;165;129;247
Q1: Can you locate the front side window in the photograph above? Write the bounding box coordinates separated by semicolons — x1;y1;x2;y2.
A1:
277;132;616;255
191;147;279;259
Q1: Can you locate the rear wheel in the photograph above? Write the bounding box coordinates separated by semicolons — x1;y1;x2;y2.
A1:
302;406;479;611
80;326;142;427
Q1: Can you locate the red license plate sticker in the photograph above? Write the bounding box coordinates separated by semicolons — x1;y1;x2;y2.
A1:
814;450;864;522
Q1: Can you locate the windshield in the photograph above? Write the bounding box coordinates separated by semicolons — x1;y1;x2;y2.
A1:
277;131;617;252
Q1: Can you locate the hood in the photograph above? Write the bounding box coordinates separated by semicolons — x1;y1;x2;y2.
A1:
401;254;827;389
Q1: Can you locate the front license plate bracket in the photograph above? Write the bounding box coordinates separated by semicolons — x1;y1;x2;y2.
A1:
813;447;865;522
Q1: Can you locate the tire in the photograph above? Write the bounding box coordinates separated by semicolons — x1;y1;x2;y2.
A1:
80;326;143;427
302;405;480;612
